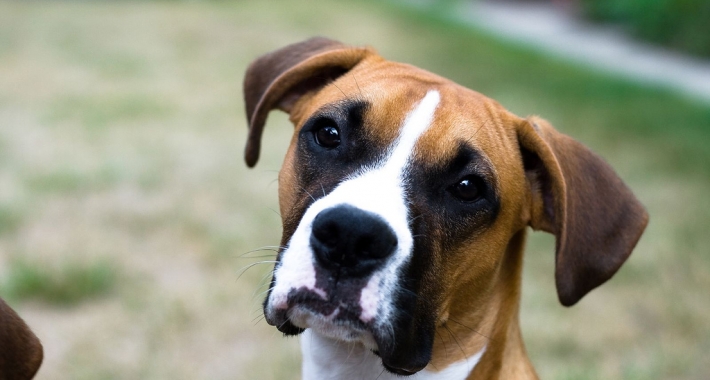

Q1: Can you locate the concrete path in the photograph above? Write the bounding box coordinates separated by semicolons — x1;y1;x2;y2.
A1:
447;1;710;103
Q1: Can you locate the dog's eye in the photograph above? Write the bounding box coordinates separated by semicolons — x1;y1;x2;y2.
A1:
314;124;341;149
449;175;484;202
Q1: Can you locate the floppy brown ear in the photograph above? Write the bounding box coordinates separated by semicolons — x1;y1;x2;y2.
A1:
243;37;374;167
517;116;649;306
0;298;43;379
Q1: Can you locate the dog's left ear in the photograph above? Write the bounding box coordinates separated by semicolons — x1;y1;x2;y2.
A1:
243;37;374;167
516;116;649;306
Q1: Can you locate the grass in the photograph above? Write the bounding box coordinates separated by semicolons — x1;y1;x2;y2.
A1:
0;0;707;379
1;257;117;306
46;93;175;130
0;205;23;236
384;0;710;178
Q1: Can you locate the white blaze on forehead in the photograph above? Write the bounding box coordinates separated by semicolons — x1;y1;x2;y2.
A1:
383;90;441;172
355;90;440;321
266;90;441;333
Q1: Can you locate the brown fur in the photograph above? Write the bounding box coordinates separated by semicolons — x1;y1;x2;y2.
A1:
243;38;648;378
0;298;43;380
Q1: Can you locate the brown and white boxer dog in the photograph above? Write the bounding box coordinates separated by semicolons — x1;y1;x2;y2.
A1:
0;298;43;379
243;38;648;379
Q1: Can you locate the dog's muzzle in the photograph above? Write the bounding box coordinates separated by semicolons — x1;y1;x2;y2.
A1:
267;203;400;331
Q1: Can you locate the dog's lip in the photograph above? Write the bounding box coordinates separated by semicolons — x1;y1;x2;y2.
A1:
281;287;366;320
268;291;431;376
382;363;421;376
266;288;370;333
287;299;369;332
372;351;423;376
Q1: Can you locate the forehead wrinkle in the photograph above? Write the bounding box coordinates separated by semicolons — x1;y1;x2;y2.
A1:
360;91;412;153
413;93;494;168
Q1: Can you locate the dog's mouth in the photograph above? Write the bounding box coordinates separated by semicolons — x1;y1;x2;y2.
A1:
261;198;434;375
265;285;430;376
266;286;375;343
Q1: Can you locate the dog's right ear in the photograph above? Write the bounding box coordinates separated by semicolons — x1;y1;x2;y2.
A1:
243;37;374;167
516;117;648;307
0;298;43;379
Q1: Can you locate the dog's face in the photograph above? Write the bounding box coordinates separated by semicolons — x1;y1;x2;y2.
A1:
243;38;648;375
270;79;519;374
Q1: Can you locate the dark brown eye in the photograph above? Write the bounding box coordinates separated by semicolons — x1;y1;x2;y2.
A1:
449;175;484;202
314;124;341;148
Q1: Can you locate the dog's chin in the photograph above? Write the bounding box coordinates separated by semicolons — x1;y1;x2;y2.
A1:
285;306;379;349
267;303;428;376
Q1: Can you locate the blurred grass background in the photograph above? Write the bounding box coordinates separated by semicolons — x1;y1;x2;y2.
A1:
0;0;708;379
580;0;710;58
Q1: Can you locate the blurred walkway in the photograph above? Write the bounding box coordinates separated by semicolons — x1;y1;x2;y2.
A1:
458;1;710;102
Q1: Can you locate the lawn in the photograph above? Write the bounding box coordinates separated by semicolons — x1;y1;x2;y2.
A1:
0;0;708;379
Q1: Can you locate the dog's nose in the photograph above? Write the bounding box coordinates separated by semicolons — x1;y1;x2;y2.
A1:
310;205;397;276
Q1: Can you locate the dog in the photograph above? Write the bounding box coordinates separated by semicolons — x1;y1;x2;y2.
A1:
0;297;43;379
243;37;648;379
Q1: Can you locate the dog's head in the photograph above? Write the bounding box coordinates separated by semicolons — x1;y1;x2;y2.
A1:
243;38;648;375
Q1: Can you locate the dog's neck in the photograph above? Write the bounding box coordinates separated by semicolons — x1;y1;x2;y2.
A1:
464;229;537;379
301;229;538;380
302;330;484;380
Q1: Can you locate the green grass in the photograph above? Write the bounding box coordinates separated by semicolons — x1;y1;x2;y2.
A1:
1;257;117;306
24;166;124;194
0;205;23;236
579;0;710;58
0;0;707;379
46;93;175;129
382;0;710;178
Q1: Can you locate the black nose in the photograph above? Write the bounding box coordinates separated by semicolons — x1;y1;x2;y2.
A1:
310;205;397;277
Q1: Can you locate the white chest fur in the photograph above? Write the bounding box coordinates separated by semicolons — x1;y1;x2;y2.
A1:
301;329;485;380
